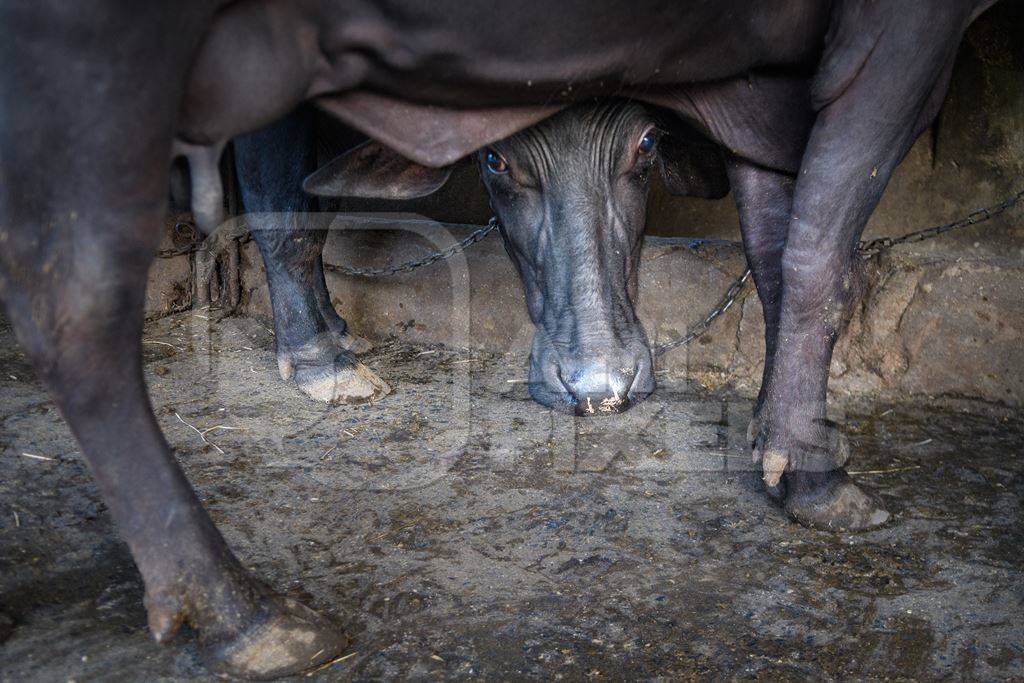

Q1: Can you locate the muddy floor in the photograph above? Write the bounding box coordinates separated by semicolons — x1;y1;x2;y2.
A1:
0;312;1021;681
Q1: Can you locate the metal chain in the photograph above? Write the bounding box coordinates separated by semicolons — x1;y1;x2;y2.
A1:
321;216;500;278
654;187;1024;355
653;268;753;355
858;187;1024;258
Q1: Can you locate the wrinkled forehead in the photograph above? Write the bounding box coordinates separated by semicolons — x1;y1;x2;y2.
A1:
501;99;651;155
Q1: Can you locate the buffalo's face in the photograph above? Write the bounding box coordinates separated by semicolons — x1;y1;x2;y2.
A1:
478;102;657;414
305;98;730;414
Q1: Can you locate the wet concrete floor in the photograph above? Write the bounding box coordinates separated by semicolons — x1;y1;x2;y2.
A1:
0;313;1021;680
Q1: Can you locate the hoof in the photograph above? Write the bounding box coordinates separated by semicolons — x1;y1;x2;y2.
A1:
747;416;783;499
753;427;850;488
294;358;390;405
763;476;786;502
143;563;348;680
200;595;349;680
783;469;890;532
280;343;390;405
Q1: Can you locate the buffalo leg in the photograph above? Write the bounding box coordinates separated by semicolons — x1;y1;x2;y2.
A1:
726;157;793;469
311;248;373;353
234;108;387;404
0;22;346;677
755;4;970;530
0;206;347;680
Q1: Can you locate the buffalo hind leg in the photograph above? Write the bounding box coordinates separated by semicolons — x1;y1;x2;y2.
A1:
0;225;347;678
756;3;971;530
0;72;346;674
726;157;794;499
1;4;348;673
0;224;347;678
233;108;387;404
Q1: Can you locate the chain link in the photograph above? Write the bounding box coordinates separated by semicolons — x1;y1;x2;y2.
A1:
321;216;499;278
653;268;753;355
858;187;1024;258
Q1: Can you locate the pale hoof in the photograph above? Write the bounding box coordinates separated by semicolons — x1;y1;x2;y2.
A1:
784;470;890;532
760;448;788;488
279;340;390;405
748;416;784;499
754;427;849;487
295;359;390;405
200;595;348;680
145;589;187;644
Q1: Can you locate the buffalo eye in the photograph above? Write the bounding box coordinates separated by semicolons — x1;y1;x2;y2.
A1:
485;149;509;174
637;129;657;156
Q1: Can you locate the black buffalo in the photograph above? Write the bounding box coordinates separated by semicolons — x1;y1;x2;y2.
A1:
0;0;997;677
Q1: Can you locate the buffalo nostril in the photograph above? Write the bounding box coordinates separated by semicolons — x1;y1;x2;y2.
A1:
530;356;576;408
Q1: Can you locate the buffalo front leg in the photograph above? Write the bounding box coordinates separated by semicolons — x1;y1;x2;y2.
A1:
756;3;972;530
234;108;387;404
248;213;388;403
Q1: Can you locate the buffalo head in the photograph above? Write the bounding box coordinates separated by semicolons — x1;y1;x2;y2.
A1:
305;99;729;414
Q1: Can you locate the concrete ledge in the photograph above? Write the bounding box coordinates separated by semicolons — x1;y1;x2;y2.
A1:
235;223;1023;406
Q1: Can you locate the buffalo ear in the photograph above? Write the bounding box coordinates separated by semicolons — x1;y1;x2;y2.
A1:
657;133;730;200
303;140;455;199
